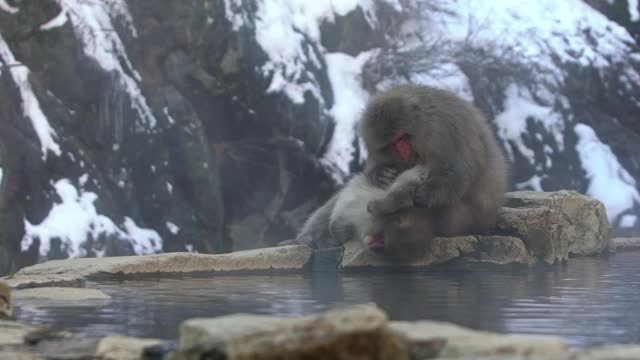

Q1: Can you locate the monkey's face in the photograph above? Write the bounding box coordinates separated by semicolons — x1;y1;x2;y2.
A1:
362;209;434;262
360;94;418;165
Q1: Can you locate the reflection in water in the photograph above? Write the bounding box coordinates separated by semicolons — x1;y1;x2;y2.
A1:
13;252;640;347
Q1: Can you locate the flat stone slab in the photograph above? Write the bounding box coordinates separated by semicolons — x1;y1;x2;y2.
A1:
391;320;568;359
13;287;111;301
341;236;529;268
609;237;640;251
2;246;312;288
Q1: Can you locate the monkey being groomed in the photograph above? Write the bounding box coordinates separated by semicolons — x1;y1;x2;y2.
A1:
359;84;508;237
291;173;435;262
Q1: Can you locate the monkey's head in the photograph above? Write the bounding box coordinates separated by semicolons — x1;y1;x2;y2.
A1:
359;89;422;164
362;208;434;262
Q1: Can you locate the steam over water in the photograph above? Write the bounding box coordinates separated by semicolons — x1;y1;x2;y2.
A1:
14;251;640;347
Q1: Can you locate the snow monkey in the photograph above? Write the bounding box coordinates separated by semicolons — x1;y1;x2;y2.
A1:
360;84;508;236
292;173;435;262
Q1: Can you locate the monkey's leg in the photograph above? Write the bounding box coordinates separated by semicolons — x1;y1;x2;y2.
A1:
435;202;476;237
290;194;339;248
367;166;429;215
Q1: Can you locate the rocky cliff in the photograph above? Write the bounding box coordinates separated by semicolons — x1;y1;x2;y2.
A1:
0;0;639;275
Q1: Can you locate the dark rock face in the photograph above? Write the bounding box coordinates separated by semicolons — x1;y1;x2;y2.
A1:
0;0;639;275
0;0;338;275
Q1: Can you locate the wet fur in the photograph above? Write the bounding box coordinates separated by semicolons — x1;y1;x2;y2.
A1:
360;84;508;236
294;174;434;261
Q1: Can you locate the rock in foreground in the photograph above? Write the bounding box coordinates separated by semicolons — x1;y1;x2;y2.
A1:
175;304;409;360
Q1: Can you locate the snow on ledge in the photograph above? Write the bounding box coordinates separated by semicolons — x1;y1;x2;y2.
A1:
21;179;162;259
494;84;564;164
40;8;68;31
0;35;61;159
574;123;640;221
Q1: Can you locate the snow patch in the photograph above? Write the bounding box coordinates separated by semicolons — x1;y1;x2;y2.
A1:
628;0;640;22
0;35;61;159
166;221;180;235
516;175;544;192
0;0;18;13
411;64;474;102
619;214;637;228
435;0;634;69
40;8;68;30
21;179;162;259
494;84;564;163
322;51;373;180
574;123;640;221
253;0;377;104
56;0;156;129
122;217;162;255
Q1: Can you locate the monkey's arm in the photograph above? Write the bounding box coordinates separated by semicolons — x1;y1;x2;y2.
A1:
366;163;400;188
413;157;469;208
367;166;429;215
292;194;339;248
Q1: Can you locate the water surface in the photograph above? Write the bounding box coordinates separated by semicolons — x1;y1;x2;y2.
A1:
14;251;640;347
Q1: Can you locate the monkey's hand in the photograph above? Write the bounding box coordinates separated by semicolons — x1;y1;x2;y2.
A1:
367;194;407;216
329;220;356;245
369;165;400;188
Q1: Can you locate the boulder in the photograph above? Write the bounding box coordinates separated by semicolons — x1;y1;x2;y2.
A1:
95;336;163;360
496;206;569;264
174;304;410;360
0;320;39;346
2;246;312;288
505;191;610;255
390;320;568;359
13;287;110;302
341;236;529;268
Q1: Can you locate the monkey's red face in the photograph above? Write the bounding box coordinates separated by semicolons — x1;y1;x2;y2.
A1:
390;134;414;160
365;233;386;252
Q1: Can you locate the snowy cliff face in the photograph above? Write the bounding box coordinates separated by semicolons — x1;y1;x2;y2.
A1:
0;0;639;274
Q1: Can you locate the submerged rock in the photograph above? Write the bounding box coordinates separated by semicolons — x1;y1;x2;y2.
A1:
505;191;610;256
175;304;410;360
13;287;111;302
